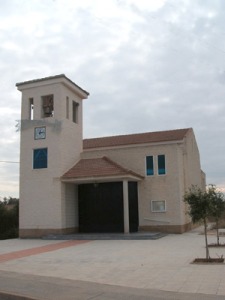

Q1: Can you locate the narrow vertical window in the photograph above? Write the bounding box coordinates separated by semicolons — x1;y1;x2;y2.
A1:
42;95;54;118
158;155;166;175
33;148;48;169
146;156;154;176
29;98;34;120
66;96;69;119
73;101;79;123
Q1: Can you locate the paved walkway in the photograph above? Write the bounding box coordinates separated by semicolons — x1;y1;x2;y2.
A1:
0;227;225;299
0;240;89;263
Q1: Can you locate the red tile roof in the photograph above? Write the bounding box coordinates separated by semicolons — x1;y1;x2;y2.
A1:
62;156;144;180
83;128;191;149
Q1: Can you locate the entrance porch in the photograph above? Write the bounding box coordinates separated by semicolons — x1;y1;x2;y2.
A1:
61;156;144;234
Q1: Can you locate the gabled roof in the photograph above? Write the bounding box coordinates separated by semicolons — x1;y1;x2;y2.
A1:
83;128;191;149
61;156;144;181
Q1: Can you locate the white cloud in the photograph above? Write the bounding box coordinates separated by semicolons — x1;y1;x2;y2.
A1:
0;0;225;197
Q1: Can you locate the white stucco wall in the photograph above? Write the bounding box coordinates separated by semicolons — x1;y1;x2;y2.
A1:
18;77;87;234
81;129;203;229
61;183;79;229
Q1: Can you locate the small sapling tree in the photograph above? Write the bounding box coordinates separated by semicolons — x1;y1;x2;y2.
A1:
207;184;225;245
184;185;211;259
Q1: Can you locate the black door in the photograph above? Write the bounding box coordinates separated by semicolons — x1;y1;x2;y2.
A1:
128;182;139;232
78;182;124;233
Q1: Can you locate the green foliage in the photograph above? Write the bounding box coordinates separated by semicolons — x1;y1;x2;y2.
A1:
207;185;225;221
184;184;225;224
184;185;211;223
0;197;19;239
207;185;225;245
184;185;225;258
2;196;19;205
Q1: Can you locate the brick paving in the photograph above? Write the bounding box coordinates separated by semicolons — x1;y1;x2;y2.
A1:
0;240;89;263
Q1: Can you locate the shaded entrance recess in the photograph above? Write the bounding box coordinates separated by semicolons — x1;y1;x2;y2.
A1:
78;182;139;233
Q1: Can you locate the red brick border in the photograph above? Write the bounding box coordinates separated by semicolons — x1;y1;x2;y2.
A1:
0;240;89;263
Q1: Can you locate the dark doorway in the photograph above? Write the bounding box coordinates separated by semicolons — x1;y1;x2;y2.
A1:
78;181;139;233
128;182;139;232
78;182;124;233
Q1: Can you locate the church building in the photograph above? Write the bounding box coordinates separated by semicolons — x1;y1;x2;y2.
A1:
16;74;205;238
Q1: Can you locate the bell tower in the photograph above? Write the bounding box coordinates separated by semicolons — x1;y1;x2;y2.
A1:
16;74;89;237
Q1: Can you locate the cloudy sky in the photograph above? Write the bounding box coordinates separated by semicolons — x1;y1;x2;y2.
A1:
0;0;225;198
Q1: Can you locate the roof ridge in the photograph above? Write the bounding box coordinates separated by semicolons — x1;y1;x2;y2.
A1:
83;128;191;142
83;128;192;149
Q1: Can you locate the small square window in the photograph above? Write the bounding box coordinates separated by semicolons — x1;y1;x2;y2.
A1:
151;200;166;212
146;156;154;176
33;148;48;169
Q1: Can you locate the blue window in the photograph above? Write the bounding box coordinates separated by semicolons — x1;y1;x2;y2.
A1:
146;156;154;176
158;155;166;175
33;148;48;169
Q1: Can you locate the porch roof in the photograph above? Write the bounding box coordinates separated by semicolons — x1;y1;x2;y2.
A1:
61;156;144;183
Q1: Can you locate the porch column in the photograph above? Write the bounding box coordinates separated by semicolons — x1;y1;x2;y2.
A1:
123;180;130;233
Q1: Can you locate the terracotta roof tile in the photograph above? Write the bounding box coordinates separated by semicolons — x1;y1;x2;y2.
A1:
62;156;144;180
83;128;191;149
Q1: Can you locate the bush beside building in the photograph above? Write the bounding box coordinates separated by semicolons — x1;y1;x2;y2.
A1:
0;198;19;239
